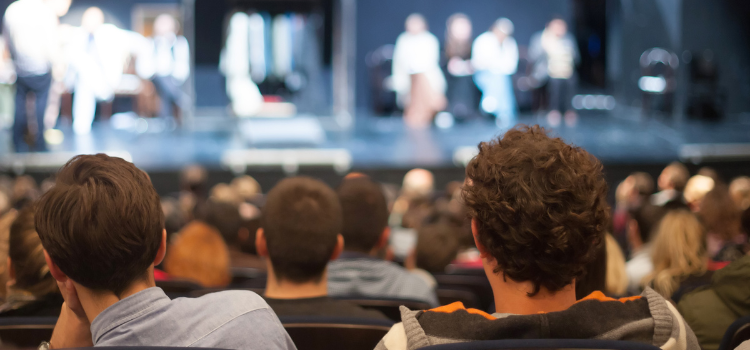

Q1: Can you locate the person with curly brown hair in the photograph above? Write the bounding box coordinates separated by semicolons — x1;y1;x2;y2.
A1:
375;125;699;350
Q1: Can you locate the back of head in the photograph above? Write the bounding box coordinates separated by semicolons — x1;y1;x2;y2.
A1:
230;175;262;202
659;162;689;192
699;184;741;241
164;221;231;287
402;168;434;199
263;177;342;283
631;172;655;197
9;205;57;297
683;175;714;208
416;224;459;273
463;125;609;295
729;176;750;211
630;202;667;244
337;177;389;253
196;200;241;246
646;210;707;298
35;154;163;296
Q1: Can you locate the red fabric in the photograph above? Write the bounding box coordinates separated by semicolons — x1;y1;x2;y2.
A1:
708;260;730;271
154;268;170;281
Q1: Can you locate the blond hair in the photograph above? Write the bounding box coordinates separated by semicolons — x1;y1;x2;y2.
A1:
604;234;628;296
164;221;231;287
643;210;707;298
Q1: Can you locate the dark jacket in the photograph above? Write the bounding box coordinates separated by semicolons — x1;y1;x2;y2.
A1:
376;288;699;350
678;255;750;350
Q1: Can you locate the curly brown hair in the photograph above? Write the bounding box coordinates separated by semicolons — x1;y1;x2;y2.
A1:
462;125;610;295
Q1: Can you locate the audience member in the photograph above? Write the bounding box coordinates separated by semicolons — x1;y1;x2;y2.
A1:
604;233;629;297
729;176;750;211
683;175;714;212
642;210;712;302
407;223;460;288
678;255;750;350
625;202;665;294
0;205;61;316
231;175;262;203
198;200;265;270
329;177;439;306
163;221;231;288
612;172;654;253
34;154;294;349
257;177;388;320
0;208;17;301
376;126;698;350
652;162;689;208
699;184;748;262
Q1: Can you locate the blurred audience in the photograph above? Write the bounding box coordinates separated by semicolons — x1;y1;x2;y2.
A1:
407;223;460;288
329;177;439;306
643;210;711;302
197;200;264;270
163;221;231;288
729;176;750;212
625;202;665;294
678;255;750;350
257;176;387;320
604;233;629;297
0;204;61;316
699;184;748;262
683;174;714;212
652;162;689;208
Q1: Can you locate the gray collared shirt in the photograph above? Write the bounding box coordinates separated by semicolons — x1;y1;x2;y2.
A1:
91;287;296;349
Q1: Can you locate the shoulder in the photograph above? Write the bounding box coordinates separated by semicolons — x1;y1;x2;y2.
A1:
177;289;272;316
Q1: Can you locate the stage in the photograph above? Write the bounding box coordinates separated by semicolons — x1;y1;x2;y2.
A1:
2;110;750;194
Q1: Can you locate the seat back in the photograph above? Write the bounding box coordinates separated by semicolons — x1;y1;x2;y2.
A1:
434;274;494;311
418;339;663;350
437;288;480;309
335;298;432;322
0;317;57;348
156;280;203;299
719;315;750;350
280;316;393;350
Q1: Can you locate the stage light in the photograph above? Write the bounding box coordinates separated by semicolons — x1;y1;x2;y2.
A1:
583;95;596;110
595;95;607;109
638;75;667;93
435;112;455;129
572;95;584;109
604;96;616;110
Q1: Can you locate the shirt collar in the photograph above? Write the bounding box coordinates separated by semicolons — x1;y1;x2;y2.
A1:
338;251;380;261
90;287;171;344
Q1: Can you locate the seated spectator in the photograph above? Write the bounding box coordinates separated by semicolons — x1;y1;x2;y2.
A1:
257;177;388;320
328;177;439;306
35;154;294;349
613;172;654;255
683;175;714;212
678;255;750;350
376;126;698;350
0;207;17;301
0;205;62;316
642;210;712;302
699;184;748;262
198;200;265;270
652;162;689;208
405;223;460;288
604;233;629;297
163;221;232;288
625;202;666;294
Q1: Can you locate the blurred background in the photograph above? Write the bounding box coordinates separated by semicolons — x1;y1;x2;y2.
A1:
0;0;749;192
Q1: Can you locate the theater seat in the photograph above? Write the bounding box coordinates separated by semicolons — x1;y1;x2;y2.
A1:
719;315;750;350
156;280;203;299
417;339;663;350
279;316;393;350
334;297;432;322
0;316;56;348
437;288;480;309
433;274;494;311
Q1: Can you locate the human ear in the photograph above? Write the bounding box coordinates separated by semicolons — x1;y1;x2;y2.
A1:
153;229;168;266
44;250;68;283
255;228;268;257
330;234;344;261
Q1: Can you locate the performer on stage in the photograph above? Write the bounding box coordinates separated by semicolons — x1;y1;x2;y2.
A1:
471;18;518;128
529;16;580;127
443;13;477;122
391;14;446;128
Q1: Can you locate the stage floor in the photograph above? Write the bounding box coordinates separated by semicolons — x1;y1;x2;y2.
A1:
1;111;750;172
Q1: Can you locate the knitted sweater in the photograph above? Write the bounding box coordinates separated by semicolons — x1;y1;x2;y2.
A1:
375;288;699;350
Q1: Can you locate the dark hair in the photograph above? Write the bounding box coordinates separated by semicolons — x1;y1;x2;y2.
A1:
35;154;164;296
663;162;689;192
629;203;667;244
700;184;741;241
416;224;460;273
337;178;389;253
9;204;58;297
262;177;342;283
575;238;606;300
196;200;241;246
462;125;609;295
